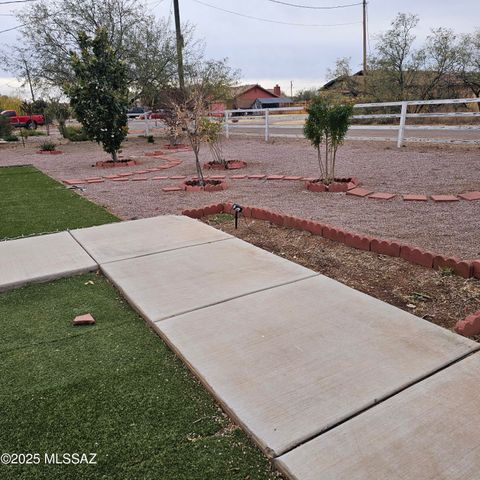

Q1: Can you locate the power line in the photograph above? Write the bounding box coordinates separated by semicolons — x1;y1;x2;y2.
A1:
265;0;362;9
0;0;38;4
0;23;25;34
191;0;362;27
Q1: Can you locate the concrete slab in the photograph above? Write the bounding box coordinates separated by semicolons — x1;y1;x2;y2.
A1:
277;352;480;480
71;215;231;264
102;238;317;322
0;232;97;292
156;276;478;457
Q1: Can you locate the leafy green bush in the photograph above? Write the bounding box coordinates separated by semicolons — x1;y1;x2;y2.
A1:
64;125;90;141
0;114;12;139
40;141;57;151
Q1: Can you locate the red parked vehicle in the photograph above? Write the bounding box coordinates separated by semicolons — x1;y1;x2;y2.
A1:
1;110;45;130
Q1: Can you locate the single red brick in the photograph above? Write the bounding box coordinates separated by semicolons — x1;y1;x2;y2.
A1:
151;176;169;180
323;226;346;243
162;186;183;192
328;182;349;193
85;176;102;181
458;191;480;201
270;213;284;226
103;175;120;180
431;194;459;202
242;206;252;218
111;178;129;182
231;175;247;179
222;202;233;213
473;260;480;279
132;177;148;181
346;182;357;190
344;233;372;251
368;192;396;200
433;255;472;278
63;179;86;185
346;187;373;197
302;177;317;182
132;170;149;174
118;172;134;177
73;313;96;326
307;182;327;192
203;204;223;216
283;176;302;181
455;311;480;337
304;221;324;236
400;246;434;268
209;175;226;180
86;179;105;184
403;194;428;202
169;175;187;180
248;174;266;179
371;239;401;257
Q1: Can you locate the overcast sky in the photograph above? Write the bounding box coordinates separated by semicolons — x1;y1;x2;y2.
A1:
0;0;478;97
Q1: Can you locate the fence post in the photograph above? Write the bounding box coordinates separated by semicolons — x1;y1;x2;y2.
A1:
397;102;407;148
265;109;270;142
145;114;150;137
225;110;229;139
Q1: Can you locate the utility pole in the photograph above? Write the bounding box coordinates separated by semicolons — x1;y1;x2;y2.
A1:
362;0;367;75
173;0;185;91
290;81;293;98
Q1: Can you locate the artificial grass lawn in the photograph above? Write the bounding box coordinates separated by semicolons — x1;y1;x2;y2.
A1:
0;165;118;240
0;273;280;480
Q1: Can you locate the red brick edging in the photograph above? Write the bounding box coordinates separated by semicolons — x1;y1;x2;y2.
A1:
183;203;480;336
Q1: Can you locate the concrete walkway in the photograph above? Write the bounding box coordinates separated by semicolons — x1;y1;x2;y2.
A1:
1;215;480;478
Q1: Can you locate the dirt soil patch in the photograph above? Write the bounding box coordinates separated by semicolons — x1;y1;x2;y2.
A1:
203;213;480;340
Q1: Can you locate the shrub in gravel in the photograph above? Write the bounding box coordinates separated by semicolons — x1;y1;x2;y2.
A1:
304;97;353;184
40;141;57;151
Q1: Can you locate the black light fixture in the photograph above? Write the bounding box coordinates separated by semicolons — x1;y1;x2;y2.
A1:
231;203;243;229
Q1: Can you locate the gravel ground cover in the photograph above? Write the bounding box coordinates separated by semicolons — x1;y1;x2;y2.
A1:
0;135;478;258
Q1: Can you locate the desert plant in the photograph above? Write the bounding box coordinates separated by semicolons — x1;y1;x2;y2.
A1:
40;141;56;151
66;28;129;162
19;129;46;137
304;97;353;184
5;134;19;142
199;117;225;166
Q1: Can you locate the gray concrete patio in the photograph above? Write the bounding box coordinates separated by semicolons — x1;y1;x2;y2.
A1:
1;215;480;479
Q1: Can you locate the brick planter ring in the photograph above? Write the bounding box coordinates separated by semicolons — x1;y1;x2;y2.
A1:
306;177;359;193
204;160;247;170
95;159;137;168
182;179;227;192
36;150;63;155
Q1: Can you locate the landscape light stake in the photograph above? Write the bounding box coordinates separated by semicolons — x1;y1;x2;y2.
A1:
232;203;243;230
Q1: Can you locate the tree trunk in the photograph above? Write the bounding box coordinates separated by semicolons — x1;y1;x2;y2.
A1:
317;146;324;180
111;150;118;162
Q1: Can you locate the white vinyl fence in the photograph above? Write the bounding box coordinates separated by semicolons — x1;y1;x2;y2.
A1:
223;97;480;147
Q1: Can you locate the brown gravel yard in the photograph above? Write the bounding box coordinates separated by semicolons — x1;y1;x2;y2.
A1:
202;214;480;339
0;134;479;258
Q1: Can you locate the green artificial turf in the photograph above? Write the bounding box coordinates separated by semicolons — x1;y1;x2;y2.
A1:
0;165;118;240
0;274;280;480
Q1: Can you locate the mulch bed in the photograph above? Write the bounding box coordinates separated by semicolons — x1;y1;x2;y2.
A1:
202;214;480;339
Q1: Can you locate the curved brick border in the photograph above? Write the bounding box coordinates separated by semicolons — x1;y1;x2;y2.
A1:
182;180;227;192
36;150;63;155
204;160;248;170
306;177;359;193
95;159;137;168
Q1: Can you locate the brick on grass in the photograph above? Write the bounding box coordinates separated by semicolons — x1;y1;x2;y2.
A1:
73;313;96;326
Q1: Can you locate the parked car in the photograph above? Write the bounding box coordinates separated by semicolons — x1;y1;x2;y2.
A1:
127;107;148;118
1;110;45;129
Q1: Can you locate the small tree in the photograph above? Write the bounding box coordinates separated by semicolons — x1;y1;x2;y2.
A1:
199;117;226;166
45;101;71;138
304;97;353;184
66;28;129;162
169;59;237;185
